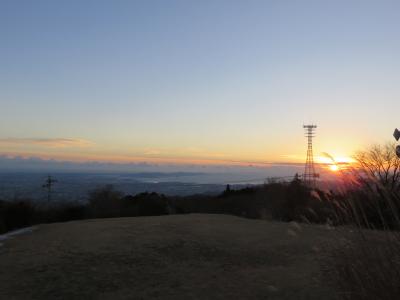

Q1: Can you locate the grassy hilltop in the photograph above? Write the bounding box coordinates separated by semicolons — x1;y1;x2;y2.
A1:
0;214;339;300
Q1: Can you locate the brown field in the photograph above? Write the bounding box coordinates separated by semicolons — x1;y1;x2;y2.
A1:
0;214;341;300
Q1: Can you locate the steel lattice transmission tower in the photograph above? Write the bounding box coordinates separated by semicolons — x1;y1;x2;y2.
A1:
303;125;319;188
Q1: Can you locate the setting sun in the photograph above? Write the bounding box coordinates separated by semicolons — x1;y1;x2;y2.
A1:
329;164;339;172
316;154;355;173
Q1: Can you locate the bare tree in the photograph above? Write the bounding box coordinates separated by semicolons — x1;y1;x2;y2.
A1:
353;142;400;191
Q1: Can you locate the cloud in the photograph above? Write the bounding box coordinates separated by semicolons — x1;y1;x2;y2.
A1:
0;154;304;175
0;138;94;148
143;149;162;156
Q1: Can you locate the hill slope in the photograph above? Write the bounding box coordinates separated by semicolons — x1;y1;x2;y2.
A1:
0;214;338;300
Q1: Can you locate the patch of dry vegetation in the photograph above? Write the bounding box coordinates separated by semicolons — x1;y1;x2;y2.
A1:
324;142;400;300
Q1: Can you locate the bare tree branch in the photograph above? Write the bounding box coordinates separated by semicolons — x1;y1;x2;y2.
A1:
353;142;400;191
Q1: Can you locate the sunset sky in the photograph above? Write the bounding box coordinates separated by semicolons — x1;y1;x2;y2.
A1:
1;1;400;169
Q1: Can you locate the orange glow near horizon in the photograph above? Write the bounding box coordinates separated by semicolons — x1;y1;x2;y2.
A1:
0;148;360;170
0;150;281;167
316;155;355;164
316;154;355;173
329;164;339;172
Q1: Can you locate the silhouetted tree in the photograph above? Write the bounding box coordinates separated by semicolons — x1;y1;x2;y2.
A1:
88;185;123;218
354;142;400;191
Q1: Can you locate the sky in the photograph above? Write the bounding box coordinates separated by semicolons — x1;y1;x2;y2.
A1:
1;0;400;172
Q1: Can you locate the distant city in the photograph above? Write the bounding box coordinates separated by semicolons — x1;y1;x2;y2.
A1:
0;172;276;203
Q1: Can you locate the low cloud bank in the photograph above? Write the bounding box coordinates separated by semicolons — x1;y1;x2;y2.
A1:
0;155;304;177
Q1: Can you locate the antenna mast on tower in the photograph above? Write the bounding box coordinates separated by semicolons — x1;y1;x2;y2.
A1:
303;124;318;188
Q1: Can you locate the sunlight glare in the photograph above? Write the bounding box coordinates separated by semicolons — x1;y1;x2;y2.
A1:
329;164;339;172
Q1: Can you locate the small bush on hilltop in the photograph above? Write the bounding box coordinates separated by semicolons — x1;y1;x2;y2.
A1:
88;184;123;218
0;200;35;233
0;200;89;234
121;192;169;217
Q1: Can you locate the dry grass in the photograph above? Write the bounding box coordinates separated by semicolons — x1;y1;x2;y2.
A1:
324;154;400;300
0;214;337;300
326;228;400;300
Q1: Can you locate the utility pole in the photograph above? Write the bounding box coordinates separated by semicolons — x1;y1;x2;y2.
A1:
303;125;319;188
42;175;57;203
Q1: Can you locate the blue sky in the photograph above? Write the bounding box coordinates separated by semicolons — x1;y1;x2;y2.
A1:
1;0;400;170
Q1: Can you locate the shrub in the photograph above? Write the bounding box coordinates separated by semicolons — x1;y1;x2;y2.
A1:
121;192;169;217
0;200;35;233
88;185;124;218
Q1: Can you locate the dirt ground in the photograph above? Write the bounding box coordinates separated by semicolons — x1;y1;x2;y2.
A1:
0;214;340;300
